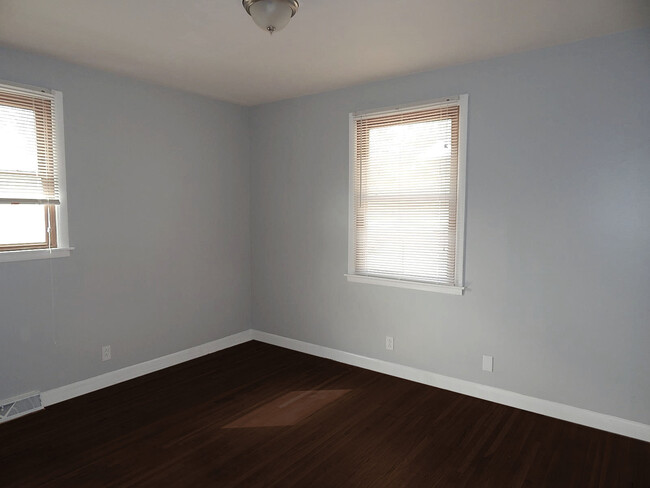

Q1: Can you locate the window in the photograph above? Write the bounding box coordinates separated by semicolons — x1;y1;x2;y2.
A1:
347;95;467;294
0;81;69;262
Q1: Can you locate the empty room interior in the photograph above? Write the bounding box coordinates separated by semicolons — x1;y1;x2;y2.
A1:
1;1;649;486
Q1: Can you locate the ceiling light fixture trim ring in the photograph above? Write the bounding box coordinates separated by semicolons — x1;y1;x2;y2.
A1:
242;0;299;18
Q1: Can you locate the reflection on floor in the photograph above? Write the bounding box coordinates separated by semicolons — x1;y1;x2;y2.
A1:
224;390;350;428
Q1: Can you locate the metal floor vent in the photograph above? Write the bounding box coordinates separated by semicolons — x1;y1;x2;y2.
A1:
0;392;43;423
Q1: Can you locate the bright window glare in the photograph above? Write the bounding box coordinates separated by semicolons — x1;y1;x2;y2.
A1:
361;120;453;280
0;105;38;173
0;205;46;245
366;120;452;195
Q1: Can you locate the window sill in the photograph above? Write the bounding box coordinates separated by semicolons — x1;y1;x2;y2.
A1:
345;274;464;295
0;247;74;263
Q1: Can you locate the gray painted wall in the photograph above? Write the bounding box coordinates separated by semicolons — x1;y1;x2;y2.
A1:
1;28;648;426
0;48;251;400
250;29;650;424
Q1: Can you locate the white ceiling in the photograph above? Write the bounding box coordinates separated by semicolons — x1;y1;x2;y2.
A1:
0;0;648;106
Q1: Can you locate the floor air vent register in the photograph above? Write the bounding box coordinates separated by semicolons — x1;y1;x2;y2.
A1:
0;392;43;423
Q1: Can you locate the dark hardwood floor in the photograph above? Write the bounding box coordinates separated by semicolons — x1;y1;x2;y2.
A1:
1;341;648;487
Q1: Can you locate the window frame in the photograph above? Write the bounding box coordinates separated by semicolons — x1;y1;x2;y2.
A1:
0;204;57;251
0;80;71;263
346;94;468;295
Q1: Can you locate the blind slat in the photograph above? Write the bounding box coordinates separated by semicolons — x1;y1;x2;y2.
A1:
353;103;460;286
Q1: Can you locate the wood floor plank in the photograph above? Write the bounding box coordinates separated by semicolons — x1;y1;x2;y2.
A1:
1;341;649;487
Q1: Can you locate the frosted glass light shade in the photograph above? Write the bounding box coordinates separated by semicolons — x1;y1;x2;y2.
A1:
245;0;298;33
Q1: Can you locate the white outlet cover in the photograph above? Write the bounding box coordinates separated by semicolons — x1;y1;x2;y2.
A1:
102;345;111;361
482;355;493;372
385;336;394;351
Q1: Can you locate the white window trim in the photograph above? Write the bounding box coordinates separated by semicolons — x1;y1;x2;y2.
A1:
0;81;71;264
346;94;468;294
0;247;74;263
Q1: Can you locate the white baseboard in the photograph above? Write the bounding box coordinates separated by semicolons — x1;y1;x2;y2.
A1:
251;330;650;443
30;327;649;443
40;329;253;407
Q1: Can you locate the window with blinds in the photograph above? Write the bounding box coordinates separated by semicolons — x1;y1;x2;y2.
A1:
348;96;467;294
0;82;66;253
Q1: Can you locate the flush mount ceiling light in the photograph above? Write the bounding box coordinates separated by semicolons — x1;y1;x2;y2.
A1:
242;0;299;34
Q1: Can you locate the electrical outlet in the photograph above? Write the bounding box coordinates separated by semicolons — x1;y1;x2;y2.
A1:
385;336;394;351
102;345;111;361
482;355;493;372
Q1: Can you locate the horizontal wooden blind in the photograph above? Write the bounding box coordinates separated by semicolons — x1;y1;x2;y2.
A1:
353;103;460;285
0;86;60;205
